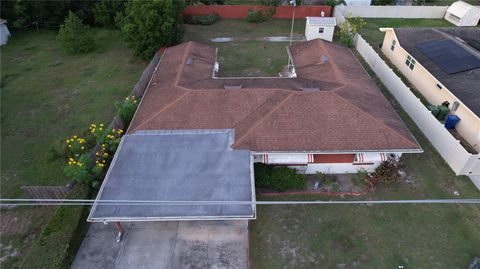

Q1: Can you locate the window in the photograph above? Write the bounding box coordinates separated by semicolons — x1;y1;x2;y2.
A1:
390;39;396;51
318;27;324;33
405;55;416;70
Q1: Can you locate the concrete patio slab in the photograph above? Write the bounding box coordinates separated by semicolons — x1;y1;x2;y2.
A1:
71;221;249;269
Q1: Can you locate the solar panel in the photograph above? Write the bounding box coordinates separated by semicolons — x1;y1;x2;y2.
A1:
416;39;480;75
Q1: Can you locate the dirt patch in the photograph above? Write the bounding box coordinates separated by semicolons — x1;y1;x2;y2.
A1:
0;207;54;236
305;174;367;193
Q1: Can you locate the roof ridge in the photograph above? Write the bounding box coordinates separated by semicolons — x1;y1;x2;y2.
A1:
233;92;295;147
331;92;417;148
317;40;347;86
175;42;193;86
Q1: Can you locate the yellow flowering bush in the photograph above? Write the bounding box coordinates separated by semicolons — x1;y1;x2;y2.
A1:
65;135;87;157
115;95;139;127
64;154;92;185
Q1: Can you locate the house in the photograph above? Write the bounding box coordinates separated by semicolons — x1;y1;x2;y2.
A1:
86;39;421;267
444;1;480;27
125;39;421;176
305;17;336;42
380;27;480;151
0;19;11;46
90;39;422;221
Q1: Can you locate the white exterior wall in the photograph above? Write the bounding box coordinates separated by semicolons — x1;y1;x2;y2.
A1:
253;153;402;174
354;33;480;178
305;24;335;42
335;4;448;19
381;29;480;150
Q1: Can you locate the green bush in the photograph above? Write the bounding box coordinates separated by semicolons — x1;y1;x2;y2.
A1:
316;171;337;185
115;95;139;127
254;163;305;191
352;168;369;187
246;9;267;23
57;11;95;54
117;0;186;60
185;13;220;25
338;15;366;47
93;0;126;27
21;185;90;269
324;0;346;7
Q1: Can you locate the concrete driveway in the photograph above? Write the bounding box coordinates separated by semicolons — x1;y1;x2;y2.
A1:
71;221;249;269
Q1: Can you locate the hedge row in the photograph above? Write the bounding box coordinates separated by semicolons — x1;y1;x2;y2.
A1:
254;163;305;191
21;185;90;269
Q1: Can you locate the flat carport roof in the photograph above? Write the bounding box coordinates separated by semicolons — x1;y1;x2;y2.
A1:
88;129;255;222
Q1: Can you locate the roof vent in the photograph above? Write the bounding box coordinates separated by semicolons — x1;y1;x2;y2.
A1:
321;55;329;63
186;57;193;66
224;85;242;90
302;87;320;92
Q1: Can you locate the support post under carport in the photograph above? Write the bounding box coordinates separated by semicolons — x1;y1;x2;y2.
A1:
114;222;124;242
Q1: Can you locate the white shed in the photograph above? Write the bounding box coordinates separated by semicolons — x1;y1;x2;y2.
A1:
444;1;480;26
0;19;11;46
305;17;336;42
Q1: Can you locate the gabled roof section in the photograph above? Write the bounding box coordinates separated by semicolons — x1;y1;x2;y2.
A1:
394;28;480;118
129;40;421;152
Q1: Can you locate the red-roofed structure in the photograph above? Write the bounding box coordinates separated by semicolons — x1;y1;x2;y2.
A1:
129;39;421;173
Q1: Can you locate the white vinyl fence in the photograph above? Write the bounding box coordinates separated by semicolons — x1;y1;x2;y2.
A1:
335;4;448;18
354;35;480;177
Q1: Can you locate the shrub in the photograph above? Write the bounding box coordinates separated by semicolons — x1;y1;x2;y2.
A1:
246;9;268;23
254;163;305;191
372;154;401;183
117;0;186;60
316;171;337;185
93;0;126;27
185;13;220;25
57;11;95;54
21;184;90;269
325;0;346;7
330;182;341;192
352;168;370;187
115;95;139;127
338;15;366;47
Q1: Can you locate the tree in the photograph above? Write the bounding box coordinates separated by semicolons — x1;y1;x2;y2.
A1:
117;0;185;60
57;11;95;54
93;0;126;27
338;15;366;47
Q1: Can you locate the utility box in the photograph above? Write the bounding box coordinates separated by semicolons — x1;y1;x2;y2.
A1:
444;1;480;26
305;17;336;42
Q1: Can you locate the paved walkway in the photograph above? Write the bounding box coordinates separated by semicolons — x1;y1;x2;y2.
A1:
71;221;249;269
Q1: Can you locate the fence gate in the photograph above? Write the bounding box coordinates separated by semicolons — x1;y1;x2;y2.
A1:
21;185;71;200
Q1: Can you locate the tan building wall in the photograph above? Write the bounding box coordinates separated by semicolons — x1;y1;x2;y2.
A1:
381;29;480;151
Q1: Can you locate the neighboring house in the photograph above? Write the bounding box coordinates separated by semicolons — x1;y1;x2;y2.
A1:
444;1;480;27
0;19;11;46
380;27;480;151
305;17;336;42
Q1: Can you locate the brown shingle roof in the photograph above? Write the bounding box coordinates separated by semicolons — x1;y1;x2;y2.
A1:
129;39;420;152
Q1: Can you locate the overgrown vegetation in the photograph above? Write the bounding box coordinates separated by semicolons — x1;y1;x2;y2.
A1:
372;154;402;183
117;0;186;60
255;163;305;191
338;15;366;47
115;95;139;126
57;11;95;54
316;172;342;192
246;0;279;23
352;168;370;187
325;0;346;7
21;185;90;269
185;13;220;25
93;0;127;27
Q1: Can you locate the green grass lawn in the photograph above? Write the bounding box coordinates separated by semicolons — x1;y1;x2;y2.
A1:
0;28;145;268
0;29;145;198
244;19;480;269
184;19;305;76
359;18;454;48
